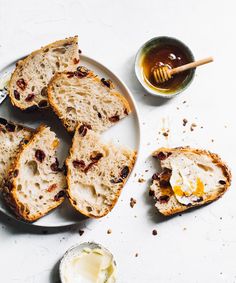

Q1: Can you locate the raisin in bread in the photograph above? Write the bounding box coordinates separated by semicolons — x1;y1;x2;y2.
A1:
9;36;79;111
2;125;67;222
0;118;32;188
66;124;136;218
48;67;131;133
149;147;231;216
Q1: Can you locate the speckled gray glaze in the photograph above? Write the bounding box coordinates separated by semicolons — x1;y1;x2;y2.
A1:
135;36;195;98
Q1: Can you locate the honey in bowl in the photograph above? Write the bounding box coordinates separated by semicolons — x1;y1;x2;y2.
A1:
139;37;195;96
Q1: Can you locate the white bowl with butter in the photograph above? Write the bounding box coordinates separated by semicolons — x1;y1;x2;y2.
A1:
59;242;117;283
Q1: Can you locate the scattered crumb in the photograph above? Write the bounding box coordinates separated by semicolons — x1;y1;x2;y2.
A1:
138;178;146;183
135;253;139;257
145;169;149;172
134;173;137;177
211;139;214;143
190;123;197;131
183;227;187;231
130;198;137;208
162;131;169;137
183;100;187;104
79;229;84;236
183;118;188;126
107;229;112;234
200;126;203;129
176;107;180;110
147;142;151;146
152;229;157;236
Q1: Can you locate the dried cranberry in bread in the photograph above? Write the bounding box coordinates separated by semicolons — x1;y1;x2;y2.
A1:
48;67;131;133
9;36;79;111
150;147;231;216
2;125;66;222
66;124;136;218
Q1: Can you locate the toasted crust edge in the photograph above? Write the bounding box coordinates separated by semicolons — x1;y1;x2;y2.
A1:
47;70;132;133
8;36;78;111
150;147;232;216
2;124;65;222
65;125;137;218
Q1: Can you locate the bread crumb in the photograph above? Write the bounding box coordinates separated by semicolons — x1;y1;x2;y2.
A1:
138;178;145;183
107;229;112;234
79;229;84;236
183;118;188;126
152;229;157;236
190;123;197;131
162;131;169;137
130;198;137;208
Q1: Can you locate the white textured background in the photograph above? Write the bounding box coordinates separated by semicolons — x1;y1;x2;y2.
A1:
0;0;236;282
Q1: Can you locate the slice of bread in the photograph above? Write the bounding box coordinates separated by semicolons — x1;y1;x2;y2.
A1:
2;125;67;222
66;124;136;218
0;118;32;187
48;67;131;133
9;36;79;111
149;147;231;216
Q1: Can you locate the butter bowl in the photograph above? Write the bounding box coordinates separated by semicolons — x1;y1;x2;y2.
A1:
135;36;195;98
59;242;117;283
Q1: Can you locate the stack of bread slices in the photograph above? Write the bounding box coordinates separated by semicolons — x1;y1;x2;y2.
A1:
1;36;136;222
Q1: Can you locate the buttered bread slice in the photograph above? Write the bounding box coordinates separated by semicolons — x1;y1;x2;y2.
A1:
66;124;136;218
48;67;131;133
2;125;67;222
9;36;79;111
149;147;231;216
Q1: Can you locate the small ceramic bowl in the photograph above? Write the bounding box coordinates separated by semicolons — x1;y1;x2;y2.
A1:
59;242;117;283
135;36;195;98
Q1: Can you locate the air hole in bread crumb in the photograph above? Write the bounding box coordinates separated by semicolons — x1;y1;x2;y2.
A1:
87;206;92;212
27;160;39;175
17;184;22;191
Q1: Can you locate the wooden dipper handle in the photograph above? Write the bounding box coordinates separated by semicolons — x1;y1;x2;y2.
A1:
169;57;214;76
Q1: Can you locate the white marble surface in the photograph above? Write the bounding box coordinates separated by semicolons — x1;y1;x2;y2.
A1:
0;0;236;282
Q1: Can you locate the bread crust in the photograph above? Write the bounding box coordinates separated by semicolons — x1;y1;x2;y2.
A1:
47;69;131;134
150;147;232;216
65;125;136;218
2;125;66;222
9;36;79;111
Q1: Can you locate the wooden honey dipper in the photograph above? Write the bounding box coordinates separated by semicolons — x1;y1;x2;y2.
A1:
152;57;214;84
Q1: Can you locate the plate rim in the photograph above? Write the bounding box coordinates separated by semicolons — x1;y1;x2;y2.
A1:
0;54;141;228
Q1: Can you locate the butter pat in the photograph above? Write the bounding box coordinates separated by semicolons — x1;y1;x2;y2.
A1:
60;243;117;283
166;154;226;206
